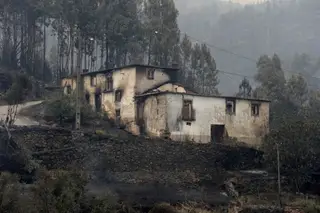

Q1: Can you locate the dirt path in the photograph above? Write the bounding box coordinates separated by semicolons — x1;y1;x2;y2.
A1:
0;101;43;126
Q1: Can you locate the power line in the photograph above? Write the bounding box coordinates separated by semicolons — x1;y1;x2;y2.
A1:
181;32;320;83
186;34;257;63
216;69;254;79
216;68;319;88
149;28;318;88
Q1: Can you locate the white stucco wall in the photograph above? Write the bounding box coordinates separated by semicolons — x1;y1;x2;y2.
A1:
156;83;187;93
135;68;172;94
164;93;269;146
166;93;226;143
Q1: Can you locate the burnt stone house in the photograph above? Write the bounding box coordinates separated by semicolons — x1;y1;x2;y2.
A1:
61;64;270;146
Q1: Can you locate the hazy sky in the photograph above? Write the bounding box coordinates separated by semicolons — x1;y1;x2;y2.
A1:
227;0;267;4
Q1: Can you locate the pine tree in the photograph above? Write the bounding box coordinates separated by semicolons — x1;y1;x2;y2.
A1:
237;78;252;98
179;34;192;83
144;0;180;66
255;54;286;101
287;74;308;107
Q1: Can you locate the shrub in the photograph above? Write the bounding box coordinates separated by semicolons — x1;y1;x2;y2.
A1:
149;203;178;213
0;172;20;212
262;120;320;192
44;94;96;125
32;169;88;213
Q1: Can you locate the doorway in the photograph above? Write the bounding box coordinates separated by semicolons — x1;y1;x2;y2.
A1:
211;125;225;143
95;93;101;112
136;101;145;135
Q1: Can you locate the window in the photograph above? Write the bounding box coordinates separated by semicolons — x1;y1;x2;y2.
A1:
251;103;260;116
182;100;195;121
115;90;122;102
146;68;155;80
105;74;113;91
226;99;236;115
90;76;96;86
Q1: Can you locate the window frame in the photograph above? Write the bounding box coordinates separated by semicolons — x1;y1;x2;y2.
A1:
105;74;113;92
115;90;122;102
90;75;96;87
251;102;260;116
182;99;195;121
146;68;155;80
226;99;236;115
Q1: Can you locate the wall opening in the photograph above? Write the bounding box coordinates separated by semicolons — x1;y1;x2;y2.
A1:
95;93;101;112
136;101;145;135
85;93;90;104
115;90;122;102
211;125;225;143
226;99;236;115
251;103;260;116
115;109;121;128
66;85;72;94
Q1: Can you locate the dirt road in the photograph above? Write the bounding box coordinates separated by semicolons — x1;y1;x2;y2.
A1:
0;101;43;126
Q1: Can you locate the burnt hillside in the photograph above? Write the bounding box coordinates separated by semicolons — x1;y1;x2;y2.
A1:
2;126;263;173
0;126;266;206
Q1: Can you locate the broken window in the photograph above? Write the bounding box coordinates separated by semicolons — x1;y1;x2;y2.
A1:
146;68;155;80
115;90;122;102
182;100;195;121
105;74;113;91
226;99;236;115
90;76;96;86
251;103;260;116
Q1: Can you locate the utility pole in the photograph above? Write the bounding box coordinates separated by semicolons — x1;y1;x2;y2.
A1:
276;142;282;207
43;16;46;83
75;28;82;130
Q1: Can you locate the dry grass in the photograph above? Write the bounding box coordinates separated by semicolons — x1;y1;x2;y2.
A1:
149;202;224;213
239;192;320;213
177;203;217;213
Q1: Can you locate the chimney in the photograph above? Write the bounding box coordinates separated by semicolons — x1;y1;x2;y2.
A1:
82;69;89;73
172;63;179;69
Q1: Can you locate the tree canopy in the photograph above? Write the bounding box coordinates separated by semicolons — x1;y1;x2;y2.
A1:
0;0;220;94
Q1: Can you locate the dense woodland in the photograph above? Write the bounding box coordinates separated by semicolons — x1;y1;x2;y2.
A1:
0;0;218;95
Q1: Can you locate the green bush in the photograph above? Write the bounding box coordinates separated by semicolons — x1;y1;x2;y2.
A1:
44;94;96;125
262;120;320;192
3;73;32;105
